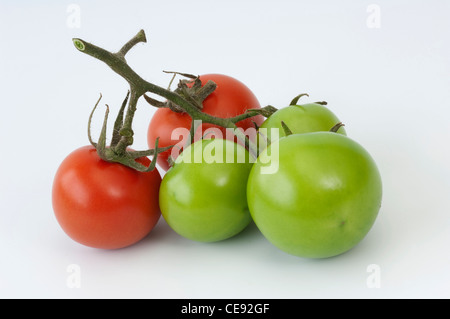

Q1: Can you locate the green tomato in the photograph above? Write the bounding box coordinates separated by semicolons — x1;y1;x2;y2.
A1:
258;102;346;148
247;132;382;258
159;138;253;242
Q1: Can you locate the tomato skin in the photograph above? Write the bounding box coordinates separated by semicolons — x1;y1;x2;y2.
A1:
52;146;162;249
258;103;346;148
247;132;382;258
159;139;253;242
147;74;263;171
147;108;192;171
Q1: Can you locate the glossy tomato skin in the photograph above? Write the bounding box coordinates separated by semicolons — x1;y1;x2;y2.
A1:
147;108;192;171
247;132;382;258
159;139;254;242
148;74;263;171
52;146;162;249
258;103;346;149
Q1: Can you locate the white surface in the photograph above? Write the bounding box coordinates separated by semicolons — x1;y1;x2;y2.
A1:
1;0;449;299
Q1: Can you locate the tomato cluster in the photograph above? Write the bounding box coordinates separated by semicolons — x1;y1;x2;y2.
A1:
147;74;263;170
52;73;382;259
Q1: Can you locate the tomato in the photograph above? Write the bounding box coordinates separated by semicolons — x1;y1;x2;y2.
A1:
147;74;263;171
52;146;162;249
159;138;254;242
247;132;382;258
257;102;346;149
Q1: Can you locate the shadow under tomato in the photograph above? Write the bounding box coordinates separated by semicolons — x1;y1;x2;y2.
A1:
133;217;177;246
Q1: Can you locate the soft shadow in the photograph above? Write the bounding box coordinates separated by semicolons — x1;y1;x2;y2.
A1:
133;217;179;248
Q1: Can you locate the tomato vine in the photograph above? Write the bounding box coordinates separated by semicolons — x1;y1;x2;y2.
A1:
72;29;277;171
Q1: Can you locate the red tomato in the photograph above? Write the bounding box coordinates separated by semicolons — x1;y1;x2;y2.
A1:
147;74;263;171
52;145;162;249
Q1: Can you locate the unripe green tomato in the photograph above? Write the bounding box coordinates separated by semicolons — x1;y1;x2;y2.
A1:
257;103;346;149
159;138;254;242
247;132;382;258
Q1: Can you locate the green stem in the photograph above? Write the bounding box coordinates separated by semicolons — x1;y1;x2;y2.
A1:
73;33;148;95
230;105;278;123
73;30;267;159
88;93;102;148
113;88;138;154
117;29;147;58
290;93;309;106
281;121;293;136
330;122;345;133
111;91;130;147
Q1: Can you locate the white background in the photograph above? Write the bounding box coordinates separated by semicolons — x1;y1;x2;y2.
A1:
1;0;449;299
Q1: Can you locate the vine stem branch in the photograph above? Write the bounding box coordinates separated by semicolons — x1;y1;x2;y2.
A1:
73;30;270;159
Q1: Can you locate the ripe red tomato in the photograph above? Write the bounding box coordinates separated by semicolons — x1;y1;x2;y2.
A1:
52;146;162;249
147;73;263;171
